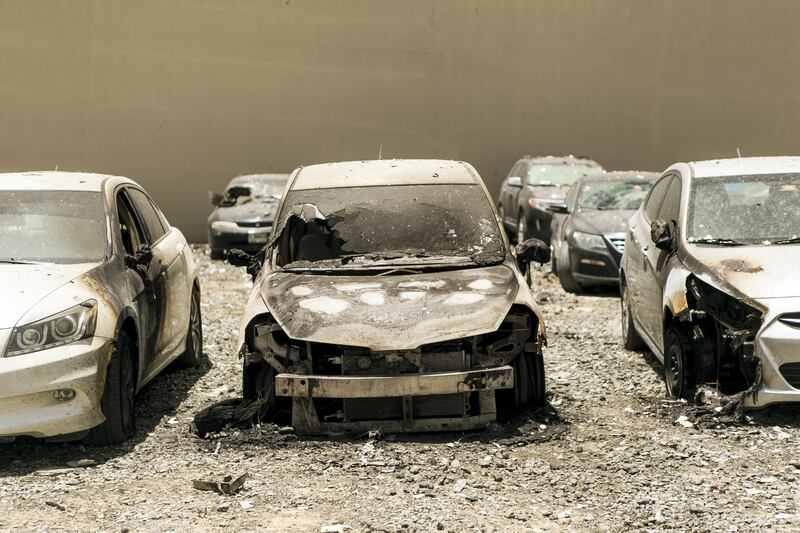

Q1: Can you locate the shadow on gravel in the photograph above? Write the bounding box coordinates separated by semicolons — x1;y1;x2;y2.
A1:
0;352;211;476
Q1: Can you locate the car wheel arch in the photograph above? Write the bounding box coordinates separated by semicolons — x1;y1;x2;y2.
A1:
114;311;141;390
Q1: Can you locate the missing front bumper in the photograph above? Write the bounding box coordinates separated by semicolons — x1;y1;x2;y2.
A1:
275;366;514;433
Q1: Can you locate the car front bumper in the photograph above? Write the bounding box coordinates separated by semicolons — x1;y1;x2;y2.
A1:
747;305;800;407
0;336;113;439
208;225;271;253
568;234;624;286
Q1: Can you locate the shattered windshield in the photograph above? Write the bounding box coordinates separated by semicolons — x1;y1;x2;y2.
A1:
224;179;286;203
688;174;800;245
578;180;652;210
273;184;505;270
527;163;601;187
0;191;107;263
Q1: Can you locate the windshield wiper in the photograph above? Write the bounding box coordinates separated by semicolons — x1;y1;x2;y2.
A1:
772;236;800;245
688;237;747;246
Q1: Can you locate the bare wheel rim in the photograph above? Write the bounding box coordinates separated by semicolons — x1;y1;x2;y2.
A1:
666;341;682;397
190;291;202;357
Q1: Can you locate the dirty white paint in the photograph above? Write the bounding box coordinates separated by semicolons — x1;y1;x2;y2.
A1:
398;280;446;289
399;291;426;301
443;292;484;306
335;282;383;292
299;297;350;314
291;285;313;296
359;291;385;306
468;279;493;290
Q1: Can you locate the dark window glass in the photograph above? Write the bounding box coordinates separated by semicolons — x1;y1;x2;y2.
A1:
117;192;146;255
643;177;672;221
658;176;683;223
126;188;166;242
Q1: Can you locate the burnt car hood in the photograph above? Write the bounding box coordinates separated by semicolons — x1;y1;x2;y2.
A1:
0;263;97;328
213;200;277;223
261;264;518;350
571;209;634;235
686;245;800;299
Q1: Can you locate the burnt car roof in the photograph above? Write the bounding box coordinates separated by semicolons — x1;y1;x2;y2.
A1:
519;155;603;166
687;156;800;178
291;159;479;190
580;171;659;183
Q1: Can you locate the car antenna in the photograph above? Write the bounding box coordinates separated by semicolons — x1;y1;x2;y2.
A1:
736;147;742;158
378;144;383;160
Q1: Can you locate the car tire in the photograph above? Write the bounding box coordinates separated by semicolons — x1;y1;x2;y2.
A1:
84;331;136;446
621;281;645;350
664;326;694;400
175;286;203;368
243;361;277;421
498;351;546;410
556;257;582;293
210;248;224;260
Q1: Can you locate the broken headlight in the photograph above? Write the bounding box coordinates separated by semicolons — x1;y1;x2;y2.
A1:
5;300;97;357
571;231;606;250
211;221;239;231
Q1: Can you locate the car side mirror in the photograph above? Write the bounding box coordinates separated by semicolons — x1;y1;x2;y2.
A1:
516;238;551;265
547;203;569;214
209;191;224;207
507;176;523;188
124;244;154;270
651;219;677;251
227;248;263;280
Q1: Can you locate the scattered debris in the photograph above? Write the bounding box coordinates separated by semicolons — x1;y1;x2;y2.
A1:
192;473;249;495
66;459;96;468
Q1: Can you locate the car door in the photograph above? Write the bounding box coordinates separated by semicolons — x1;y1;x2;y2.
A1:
640;174;682;350
627;175;671;347
116;189;169;372
553;182;580;264
500;161;524;228
124;187;191;368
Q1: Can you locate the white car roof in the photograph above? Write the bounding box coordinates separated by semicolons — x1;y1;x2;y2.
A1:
688;156;800;178
291;159;479;190
0;171;125;191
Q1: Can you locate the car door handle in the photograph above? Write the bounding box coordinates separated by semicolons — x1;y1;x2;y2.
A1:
642;245;649;252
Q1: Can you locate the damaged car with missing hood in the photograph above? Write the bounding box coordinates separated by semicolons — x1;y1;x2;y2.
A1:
621;157;800;407
230;159;551;433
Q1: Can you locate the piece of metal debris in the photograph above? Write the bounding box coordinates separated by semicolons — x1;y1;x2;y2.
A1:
452;478;468;493
66;459;96;468
675;415;694;428
192;473;249;495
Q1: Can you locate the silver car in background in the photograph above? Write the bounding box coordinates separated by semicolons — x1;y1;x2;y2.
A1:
0;172;201;444
620;157;800;406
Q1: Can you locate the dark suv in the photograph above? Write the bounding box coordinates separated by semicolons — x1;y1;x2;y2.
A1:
497;155;603;244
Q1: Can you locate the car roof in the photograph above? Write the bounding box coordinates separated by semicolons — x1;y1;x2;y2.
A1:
687;156;800;178
230;173;290;185
290;159;479;190
518;155;602;166
0;171;128;191
581;171;659;183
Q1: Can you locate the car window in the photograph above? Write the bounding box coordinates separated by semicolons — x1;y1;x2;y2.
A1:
117;192;146;255
126;188;167;243
566;182;581;210
643;176;672;221
658;176;682;223
508;161;525;179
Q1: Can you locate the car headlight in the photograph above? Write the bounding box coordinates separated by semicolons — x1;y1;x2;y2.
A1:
211;221;239;231
571;231;606;251
6;300;97;357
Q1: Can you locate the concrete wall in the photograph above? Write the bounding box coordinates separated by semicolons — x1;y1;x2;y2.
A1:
2;0;799;241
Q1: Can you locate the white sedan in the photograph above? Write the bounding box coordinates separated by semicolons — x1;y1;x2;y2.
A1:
0;172;201;444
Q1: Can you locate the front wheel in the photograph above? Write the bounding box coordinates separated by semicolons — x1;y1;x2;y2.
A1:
85;331;136;445
664;326;694;400
621;282;645;350
175;287;203;368
498;351;546;410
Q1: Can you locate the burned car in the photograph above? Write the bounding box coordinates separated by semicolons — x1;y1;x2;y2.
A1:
0;172;201;444
621;157;800;406
207;173;289;259
232;159;550;433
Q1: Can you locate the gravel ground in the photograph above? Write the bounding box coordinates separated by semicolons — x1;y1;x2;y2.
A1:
1;246;799;532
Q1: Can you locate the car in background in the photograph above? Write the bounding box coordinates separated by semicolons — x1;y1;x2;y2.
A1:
207;173;289;259
497;155;603;244
0;172;201;445
549;171;657;292
620;157;800;406
229;159;551;434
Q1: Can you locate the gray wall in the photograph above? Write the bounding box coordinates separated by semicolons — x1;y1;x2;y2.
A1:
2;0;799;241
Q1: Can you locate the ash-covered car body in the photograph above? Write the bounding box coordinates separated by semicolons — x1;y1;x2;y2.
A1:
549;171;657;292
207;174;289;259
0;172;201;444
620;157;800;406
234;159;550;433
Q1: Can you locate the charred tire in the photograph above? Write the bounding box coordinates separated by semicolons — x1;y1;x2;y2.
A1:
664;326;695;400
499;352;546;409
621;281;645;350
85;331;136;445
175;287;203;368
210;248;224;260
242;361;276;421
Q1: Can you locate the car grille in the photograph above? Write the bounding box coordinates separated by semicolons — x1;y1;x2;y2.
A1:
237;221;271;228
606;235;625;254
779;362;800;389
